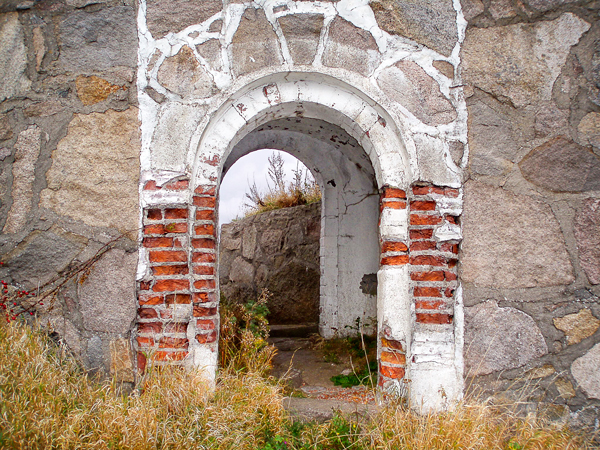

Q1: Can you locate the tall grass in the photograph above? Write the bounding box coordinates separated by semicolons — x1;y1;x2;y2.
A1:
0;316;596;449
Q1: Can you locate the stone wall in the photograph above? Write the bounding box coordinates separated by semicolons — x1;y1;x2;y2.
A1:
0;0;598;421
460;0;600;426
219;203;321;325
0;1;140;382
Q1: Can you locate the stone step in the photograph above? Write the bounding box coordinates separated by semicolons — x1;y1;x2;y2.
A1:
269;323;318;338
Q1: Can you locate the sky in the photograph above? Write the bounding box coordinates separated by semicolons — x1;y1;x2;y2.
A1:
218;149;312;225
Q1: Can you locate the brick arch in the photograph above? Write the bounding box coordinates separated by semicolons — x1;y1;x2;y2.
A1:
136;72;464;411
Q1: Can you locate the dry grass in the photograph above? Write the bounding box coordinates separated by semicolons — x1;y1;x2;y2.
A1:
0;317;596;450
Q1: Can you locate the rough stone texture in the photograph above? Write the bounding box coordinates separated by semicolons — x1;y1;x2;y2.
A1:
577;112;600;149
3;126;41;234
59;7;138;72
554;309;600;346
574;198;600;285
0;13;30;102
554;378;576;399
157;46;216;99
196;39;222;71
466;100;517;177
79;249;137;333
231;8;282;77
370;0;458;56
461;181;574;288
460;0;484;21
519;137;600;193
465;301;548;376
146;0;222;39
6;231;84;288
462;14;590;107
279;14;323;65
0;114;12;140
534;103;568;138
110;338;134;383
527;0;579;12
324;16;380;77
220;203;320;324
40;108;140;235
571;343;600;400
377;60;456;126
76;75;125;106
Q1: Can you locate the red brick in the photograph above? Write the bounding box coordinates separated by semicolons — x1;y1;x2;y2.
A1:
196;210;215;221
193;265;214;276
439;242;459;254
192;252;216;263
415;300;446;310
380;364;405;379
138;322;162;334
444;270;457;281
137;336;155;347
164;179;189;190
382;187;407;199
138;308;158;319
412;185;445;196
193;305;218;317
381;351;406;365
445;215;458;224
164;322;188;333
165;293;192;304
410;255;446;266
201;154;220;166
414;286;442;297
445;288;455;298
447;258;458;268
196;319;216;330
144;180;159;190
193;292;216;303
147;209;162;220
139;293;164;305
153;351;187;362
194;224;215;236
192;238;215;249
153;279;190;292
444;187;460;197
159;337;189;349
411;271;445;282
193;196;216;208
410;229;434;240
381;255;409;266
381;241;408;253
382;200;407;209
194;279;216;290
143;237;173;248
159;309;172;319
144;224;165;235
196;330;218;344
137;352;147;373
164;208;188;219
151;265;189;276
164;223;187;233
416;313;453;324
410;214;442;226
410;200;436;211
410;240;436;251
139;281;151;291
149;250;187;263
381;338;404;352
195;185;216;196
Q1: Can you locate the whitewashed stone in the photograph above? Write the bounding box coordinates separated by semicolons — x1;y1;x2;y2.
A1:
571;343;600;400
462;13;590;107
465;301;548;376
79;249;138;334
157;46;216;99
40;108;140;235
461;181;574;288
0;13;30;102
377;61;456;126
